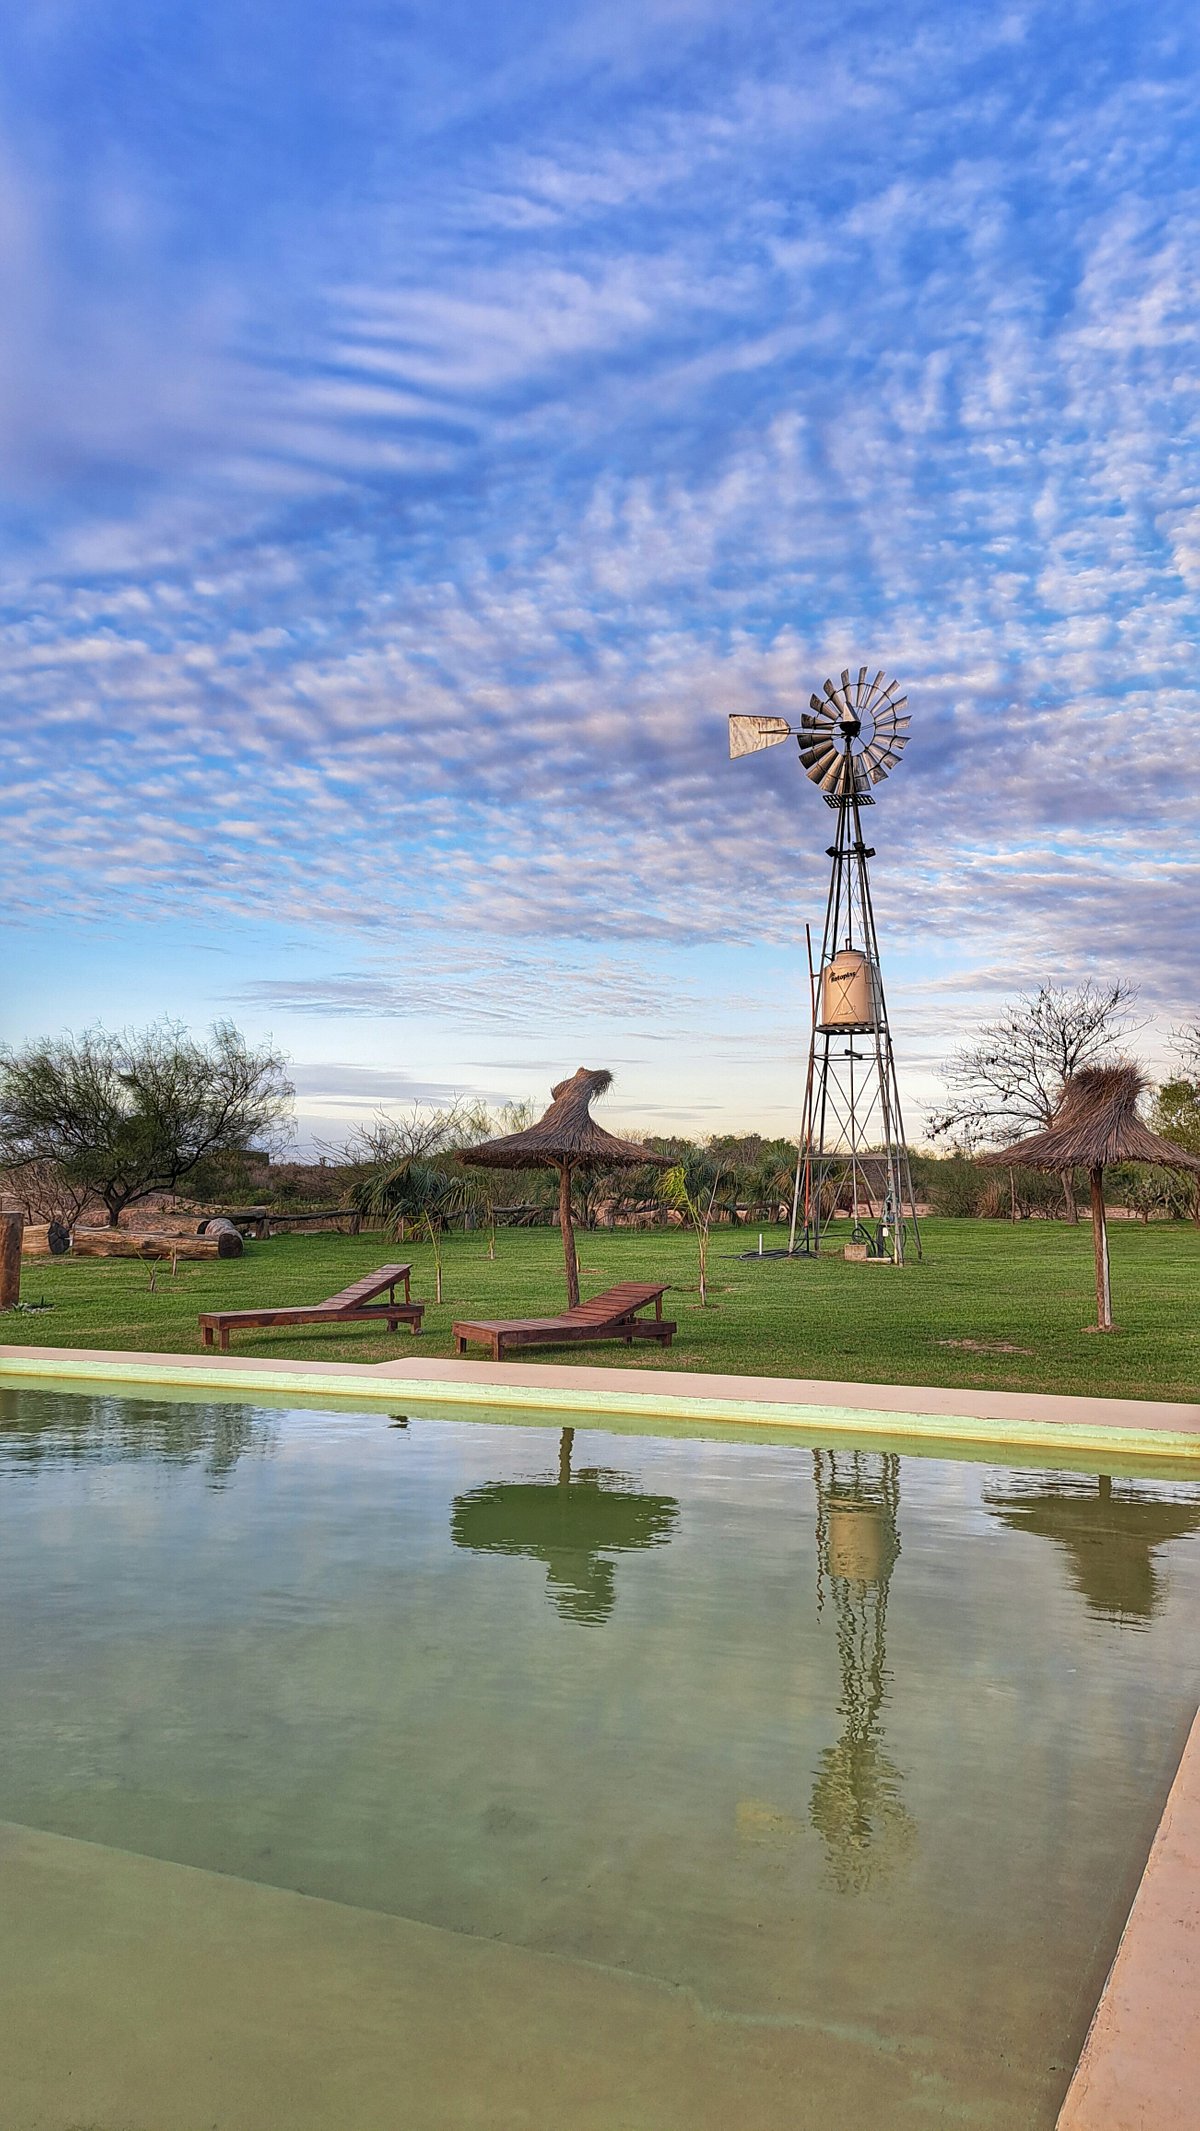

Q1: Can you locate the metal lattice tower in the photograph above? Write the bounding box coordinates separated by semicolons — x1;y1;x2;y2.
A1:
729;666;921;1264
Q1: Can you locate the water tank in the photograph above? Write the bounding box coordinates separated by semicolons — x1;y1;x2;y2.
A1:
818;948;881;1031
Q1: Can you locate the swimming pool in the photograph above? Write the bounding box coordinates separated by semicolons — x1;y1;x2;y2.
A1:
2;1384;1199;2129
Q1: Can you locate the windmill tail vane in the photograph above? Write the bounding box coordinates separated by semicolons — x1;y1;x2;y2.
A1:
729;665;921;1266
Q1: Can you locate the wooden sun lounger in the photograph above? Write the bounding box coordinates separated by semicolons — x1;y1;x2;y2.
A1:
199;1265;423;1352
452;1282;675;1362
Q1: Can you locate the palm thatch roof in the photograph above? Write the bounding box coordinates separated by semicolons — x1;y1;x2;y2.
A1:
981;1063;1200;1174
460;1068;668;1172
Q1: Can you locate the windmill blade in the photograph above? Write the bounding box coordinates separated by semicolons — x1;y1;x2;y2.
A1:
800;709;836;732
822;677;846;714
801;749;839;779
819;753;846;793
861;670;886;711
728;714;792;759
853;666;868;708
872;698;908;733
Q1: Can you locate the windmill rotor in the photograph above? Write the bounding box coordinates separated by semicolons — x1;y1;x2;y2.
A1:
728;666;909;807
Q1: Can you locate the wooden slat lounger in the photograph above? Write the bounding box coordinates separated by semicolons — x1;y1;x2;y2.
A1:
452;1281;676;1363
198;1265;423;1352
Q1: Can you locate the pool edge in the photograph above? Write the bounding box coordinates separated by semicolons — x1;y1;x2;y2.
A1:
1056;1700;1200;2131
2;1342;1199;1458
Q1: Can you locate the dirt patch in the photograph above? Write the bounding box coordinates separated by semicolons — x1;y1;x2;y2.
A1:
938;1338;1034;1356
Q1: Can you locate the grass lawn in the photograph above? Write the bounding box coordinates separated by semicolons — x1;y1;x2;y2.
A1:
3;1218;1198;1402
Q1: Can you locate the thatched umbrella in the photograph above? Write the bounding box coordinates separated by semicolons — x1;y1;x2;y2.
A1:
450;1427;679;1623
983;1474;1200;1623
983;1063;1200;1331
461;1068;667;1307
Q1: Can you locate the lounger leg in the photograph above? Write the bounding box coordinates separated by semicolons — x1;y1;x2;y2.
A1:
220;1329;230;1354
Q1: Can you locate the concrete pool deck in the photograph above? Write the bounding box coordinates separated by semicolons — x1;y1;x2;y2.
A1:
1056;1703;1200;2131
2;1340;1199;1458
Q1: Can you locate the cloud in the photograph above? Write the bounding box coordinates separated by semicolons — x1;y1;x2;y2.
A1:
3;0;1199;1118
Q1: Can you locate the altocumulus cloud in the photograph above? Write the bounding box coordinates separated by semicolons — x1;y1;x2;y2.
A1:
1;0;1199;1066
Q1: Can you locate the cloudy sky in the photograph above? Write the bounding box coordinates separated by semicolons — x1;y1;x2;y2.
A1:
2;0;1197;1148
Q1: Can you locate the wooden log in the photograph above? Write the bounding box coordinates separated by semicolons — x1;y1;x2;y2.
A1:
70;1230;243;1261
0;1210;23;1307
19;1221;73;1257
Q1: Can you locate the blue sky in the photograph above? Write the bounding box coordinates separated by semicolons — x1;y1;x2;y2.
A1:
2;0;1198;1149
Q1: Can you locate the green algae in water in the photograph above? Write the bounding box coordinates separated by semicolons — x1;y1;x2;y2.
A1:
2;1386;1199;2130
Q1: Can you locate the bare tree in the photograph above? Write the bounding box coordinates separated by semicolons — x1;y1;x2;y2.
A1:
0;1158;95;1226
0;1021;293;1226
930;982;1140;1220
338;1099;492;1169
1172;1019;1200;1079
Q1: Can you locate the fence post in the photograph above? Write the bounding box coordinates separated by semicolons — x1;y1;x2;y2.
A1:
0;1210;24;1310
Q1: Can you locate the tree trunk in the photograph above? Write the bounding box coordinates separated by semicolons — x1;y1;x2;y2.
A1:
1060;1169;1079;1223
0;1211;24;1309
1089;1165;1114;1331
558;1161;580;1309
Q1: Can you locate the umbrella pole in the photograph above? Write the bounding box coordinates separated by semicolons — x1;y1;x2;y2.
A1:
558;1160;580;1309
1089;1164;1113;1331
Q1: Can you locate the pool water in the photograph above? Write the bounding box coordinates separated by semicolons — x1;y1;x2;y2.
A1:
2;1385;1199;2130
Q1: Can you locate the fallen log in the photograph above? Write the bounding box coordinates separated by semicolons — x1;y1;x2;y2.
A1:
70;1229;243;1260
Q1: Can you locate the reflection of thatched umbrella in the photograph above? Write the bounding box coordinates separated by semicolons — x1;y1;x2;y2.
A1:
809;1450;915;1893
983;1473;1200;1624
983;1063;1200;1331
450;1426;678;1623
461;1068;667;1307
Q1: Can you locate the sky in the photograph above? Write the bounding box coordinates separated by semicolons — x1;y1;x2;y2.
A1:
1;0;1198;1152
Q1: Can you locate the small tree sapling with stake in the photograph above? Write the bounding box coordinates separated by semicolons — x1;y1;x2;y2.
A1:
660;1161;722;1307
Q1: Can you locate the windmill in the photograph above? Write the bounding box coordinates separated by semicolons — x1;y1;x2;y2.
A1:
809;1448;914;1893
730;666;921;1263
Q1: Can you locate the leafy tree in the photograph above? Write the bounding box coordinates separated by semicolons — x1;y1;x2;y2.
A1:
1151;1077;1200;1221
930;981;1140;1220
0;1021;293;1226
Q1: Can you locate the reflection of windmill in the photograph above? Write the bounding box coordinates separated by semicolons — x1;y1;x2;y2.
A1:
809;1449;915;1893
450;1428;678;1624
730;669;920;1262
983;1473;1200;1625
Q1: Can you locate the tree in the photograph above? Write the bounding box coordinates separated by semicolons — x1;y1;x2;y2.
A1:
930;981;1141;1220
1151;1077;1200;1222
659;1157;722;1306
0;1021;293;1226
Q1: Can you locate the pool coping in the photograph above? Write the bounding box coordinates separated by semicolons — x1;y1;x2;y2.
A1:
1055;1701;1200;2130
1;1341;1198;1458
